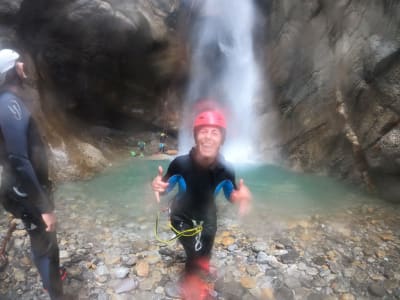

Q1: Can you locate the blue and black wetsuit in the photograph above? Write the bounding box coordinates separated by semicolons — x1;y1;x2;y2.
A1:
0;91;63;299
163;148;236;274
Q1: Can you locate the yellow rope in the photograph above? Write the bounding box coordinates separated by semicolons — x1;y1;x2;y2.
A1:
154;212;203;244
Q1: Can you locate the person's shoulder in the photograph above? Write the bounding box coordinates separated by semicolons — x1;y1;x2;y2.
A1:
217;155;235;174
0;91;19;104
171;153;190;165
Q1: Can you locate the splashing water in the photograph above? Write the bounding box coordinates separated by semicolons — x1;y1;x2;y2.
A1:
179;0;264;162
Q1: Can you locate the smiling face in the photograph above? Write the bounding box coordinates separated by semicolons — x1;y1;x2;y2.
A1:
194;125;224;162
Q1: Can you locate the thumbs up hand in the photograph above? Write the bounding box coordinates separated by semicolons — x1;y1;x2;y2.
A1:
230;179;252;217
151;166;169;203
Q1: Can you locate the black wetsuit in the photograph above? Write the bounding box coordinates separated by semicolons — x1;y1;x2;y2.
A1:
0;91;63;299
163;148;236;273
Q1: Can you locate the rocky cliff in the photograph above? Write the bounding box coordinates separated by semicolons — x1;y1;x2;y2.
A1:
262;0;400;201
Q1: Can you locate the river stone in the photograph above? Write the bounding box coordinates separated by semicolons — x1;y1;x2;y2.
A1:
246;264;261;276
113;267;129;279
13;269;25;282
96;275;108;283
217;281;244;299
272;249;288;256
368;283;386;297
136;261;149;277
339;294;355;300
222;236;235;247
20;256;31;266
13;238;24;248
105;255;121;265
256;251;269;264
228;244;238;251
139;277;156;291
343;268;354;278
146;253;161;264
274;287;294;300
281;250;299;264
164;281;181;298
115;278;138;294
284;276;302;289
240;276;257;289
312;256;326;266
252;241;268;252
95;265;109;276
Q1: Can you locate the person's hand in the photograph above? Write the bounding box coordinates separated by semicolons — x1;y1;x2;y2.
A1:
230;179;252;217
41;212;57;232
151;166;169;203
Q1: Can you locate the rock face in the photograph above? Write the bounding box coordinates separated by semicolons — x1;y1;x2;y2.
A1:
17;0;182;125
0;0;184;180
260;0;400;201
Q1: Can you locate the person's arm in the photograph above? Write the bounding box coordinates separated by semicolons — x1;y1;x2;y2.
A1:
151;159;181;202
151;166;169;203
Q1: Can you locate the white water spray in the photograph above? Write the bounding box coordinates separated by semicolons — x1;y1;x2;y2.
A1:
179;0;264;162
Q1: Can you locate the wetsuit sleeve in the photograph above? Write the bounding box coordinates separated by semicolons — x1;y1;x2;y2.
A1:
0;96;53;213
223;163;237;202
162;158;179;182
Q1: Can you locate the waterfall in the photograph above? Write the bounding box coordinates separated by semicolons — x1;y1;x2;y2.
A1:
179;0;264;162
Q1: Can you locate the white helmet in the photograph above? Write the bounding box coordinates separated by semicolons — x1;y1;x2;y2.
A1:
0;49;20;85
0;49;20;74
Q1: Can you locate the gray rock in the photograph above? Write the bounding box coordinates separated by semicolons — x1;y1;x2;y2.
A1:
164;281;180;298
95;265;109;277
115;278;138;294
368;283;386;297
252;241;268;252
113;267;130;279
256;252;269;264
281;250;299;264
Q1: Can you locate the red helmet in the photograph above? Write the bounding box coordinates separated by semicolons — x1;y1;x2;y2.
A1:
193;110;226;129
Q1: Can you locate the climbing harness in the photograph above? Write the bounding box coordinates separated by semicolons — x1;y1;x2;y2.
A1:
154;211;203;245
193;219;203;251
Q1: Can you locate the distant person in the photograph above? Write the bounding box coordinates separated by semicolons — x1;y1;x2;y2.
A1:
137;140;146;157
0;49;66;299
152;109;251;299
159;132;167;153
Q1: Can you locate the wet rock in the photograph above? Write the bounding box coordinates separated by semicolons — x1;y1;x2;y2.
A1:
256;251;269;264
114;278;138;294
135;261;149;277
312;256;326;266
164;281;181;298
281;250;299;264
222;236;235;247
245;264;260;276
274;286;294;300
339;293;355;300
113;267;129;279
217;281;245;300
252;241;268;252
95;265;109;277
368;282;386;297
240;276;257;289
13;269;25;282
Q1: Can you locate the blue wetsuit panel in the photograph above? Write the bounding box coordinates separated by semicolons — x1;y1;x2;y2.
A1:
214;179;234;200
166;174;187;196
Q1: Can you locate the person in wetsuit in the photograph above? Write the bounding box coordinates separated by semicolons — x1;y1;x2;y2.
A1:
152;109;251;298
0;49;65;299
